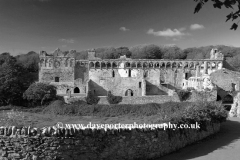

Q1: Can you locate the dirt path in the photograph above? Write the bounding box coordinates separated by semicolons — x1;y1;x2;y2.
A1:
158;117;240;160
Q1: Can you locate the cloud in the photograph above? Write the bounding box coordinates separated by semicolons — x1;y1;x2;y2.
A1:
120;27;130;31
59;38;75;43
147;28;186;37
190;24;205;30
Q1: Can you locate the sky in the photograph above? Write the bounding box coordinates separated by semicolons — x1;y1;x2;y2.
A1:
0;0;240;55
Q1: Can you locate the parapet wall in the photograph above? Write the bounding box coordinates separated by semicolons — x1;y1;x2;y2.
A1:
0;122;220;160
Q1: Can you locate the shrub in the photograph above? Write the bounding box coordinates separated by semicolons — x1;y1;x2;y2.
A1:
85;91;100;105
23;82;57;106
107;91;122;104
42;100;66;115
176;89;191;101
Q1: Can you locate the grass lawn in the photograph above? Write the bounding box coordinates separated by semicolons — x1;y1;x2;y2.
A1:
0;100;227;128
0;106;166;128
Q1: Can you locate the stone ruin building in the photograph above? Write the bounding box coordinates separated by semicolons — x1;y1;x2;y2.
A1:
39;48;226;97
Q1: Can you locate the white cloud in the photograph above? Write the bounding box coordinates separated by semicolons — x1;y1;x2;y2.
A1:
147;28;186;37
120;27;130;31
190;24;205;30
59;38;75;43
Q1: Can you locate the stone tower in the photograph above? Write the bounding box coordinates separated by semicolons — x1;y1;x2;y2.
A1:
39;48;76;94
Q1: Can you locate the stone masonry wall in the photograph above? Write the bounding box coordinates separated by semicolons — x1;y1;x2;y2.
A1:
187;90;218;102
0;122;220;160
88;68;188;97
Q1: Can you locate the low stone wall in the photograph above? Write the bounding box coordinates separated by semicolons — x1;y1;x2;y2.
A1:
98;95;180;105
0;122;220;160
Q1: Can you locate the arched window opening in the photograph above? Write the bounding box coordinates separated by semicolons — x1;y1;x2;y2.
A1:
74;87;80;93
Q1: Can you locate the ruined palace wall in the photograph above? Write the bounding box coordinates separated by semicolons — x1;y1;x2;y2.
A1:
88;69;142;96
74;63;89;93
88;69;171;96
39;68;75;94
39;68;74;83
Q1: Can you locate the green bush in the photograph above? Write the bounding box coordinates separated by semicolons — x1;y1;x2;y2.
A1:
42;100;66;115
176;89;192;101
86;91;100;105
107;91;122;104
23;82;57;106
170;101;228;129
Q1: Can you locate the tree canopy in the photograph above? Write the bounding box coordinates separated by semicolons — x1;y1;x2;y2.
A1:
193;0;240;30
0;54;28;105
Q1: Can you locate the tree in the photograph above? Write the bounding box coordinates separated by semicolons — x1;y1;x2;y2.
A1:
0;55;28;105
161;46;186;59
15;51;39;73
23;82;57;106
193;0;240;30
85;91;100;105
130;44;162;59
95;47;117;59
115;47;132;58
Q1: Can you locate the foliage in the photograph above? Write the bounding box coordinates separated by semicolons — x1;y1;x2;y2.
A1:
85;91;100;105
15;51;39;73
161;45;187;59
193;0;240;30
0;55;29;106
23;82;57;106
106;91;122;104
42;101;227;126
130;44;163;59
42;101;189;117
176;89;192;101
171;101;228;129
